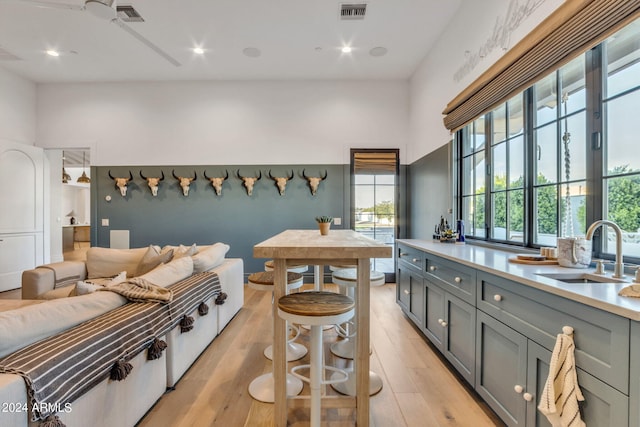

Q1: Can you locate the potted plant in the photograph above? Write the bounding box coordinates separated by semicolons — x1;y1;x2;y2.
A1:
315;215;333;235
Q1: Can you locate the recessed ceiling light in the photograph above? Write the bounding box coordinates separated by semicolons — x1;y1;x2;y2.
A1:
369;47;387;57
46;50;60;57
192;47;205;55
341;46;352;54
243;47;261;58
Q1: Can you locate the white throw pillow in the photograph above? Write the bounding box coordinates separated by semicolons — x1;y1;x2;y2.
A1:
136;245;174;276
172;243;198;259
192;242;230;273
86;247;148;278
74;271;128;296
138;256;194;287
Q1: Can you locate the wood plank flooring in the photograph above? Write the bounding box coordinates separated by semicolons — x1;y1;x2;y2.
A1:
138;283;505;426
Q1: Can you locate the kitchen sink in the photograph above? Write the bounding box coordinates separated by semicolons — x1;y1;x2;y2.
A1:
536;272;627;284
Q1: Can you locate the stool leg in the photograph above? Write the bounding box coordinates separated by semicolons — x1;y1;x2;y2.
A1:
310;324;322;427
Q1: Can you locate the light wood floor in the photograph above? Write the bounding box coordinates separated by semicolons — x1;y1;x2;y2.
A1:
138;283;504;427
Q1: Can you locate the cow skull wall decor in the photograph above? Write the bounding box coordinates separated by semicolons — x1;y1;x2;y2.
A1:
236;169;262;196
172;170;197;196
268;169;294;196
302;169;328;196
204;170;229;196
108;170;133;197
139;170;165;196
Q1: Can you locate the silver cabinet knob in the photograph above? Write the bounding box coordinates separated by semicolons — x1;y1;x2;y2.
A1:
493;294;503;302
514;385;524;394
454;276;462;283
441;321;448;327
429;266;436;272
523;392;533;402
403;289;410;295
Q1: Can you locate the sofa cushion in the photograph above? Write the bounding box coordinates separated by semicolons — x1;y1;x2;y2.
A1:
40;285;75;300
192;242;230;273
86;247;148;279
137;256;194;288
136;245;174;276
171;244;198;259
0;292;127;358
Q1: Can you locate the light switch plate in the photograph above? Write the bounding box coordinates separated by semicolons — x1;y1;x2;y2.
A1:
101;219;109;226
334;217;342;225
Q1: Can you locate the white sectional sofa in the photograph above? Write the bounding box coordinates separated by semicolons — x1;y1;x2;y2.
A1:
0;243;244;427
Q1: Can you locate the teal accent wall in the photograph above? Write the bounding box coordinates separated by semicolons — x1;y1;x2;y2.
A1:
407;143;452;239
90;164;350;276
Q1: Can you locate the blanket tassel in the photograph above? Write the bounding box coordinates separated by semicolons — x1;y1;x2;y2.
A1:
215;292;228;305
180;315;195;333
198;301;209;316
110;359;133;381
147;337;168;360
41;415;66;427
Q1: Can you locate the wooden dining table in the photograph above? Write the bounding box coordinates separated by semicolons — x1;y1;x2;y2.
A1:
254;229;392;426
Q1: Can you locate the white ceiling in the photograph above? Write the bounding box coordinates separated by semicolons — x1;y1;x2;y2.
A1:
0;0;462;83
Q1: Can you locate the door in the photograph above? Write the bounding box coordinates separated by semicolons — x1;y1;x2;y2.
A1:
351;149;399;282
0;141;45;291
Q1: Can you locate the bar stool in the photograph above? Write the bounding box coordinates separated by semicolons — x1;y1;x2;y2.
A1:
278;291;354;427
330;268;385;396
264;259;309;274
247;271;306;403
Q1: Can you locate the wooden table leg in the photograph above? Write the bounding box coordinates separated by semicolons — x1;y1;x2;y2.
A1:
274;258;287;427
356;258;371;426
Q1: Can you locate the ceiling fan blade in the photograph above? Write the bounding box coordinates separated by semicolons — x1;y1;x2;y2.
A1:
11;0;84;11
112;18;181;67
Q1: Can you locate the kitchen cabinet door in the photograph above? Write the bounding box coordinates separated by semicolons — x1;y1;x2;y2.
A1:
443;292;476;386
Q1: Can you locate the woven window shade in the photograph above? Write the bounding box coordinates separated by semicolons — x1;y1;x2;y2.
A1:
353;151;398;174
443;0;640;132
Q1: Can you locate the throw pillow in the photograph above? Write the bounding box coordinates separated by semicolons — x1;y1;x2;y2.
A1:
138;256;194;287
74;271;128;296
192;242;230;273
136;245;174;276
172;243;198;259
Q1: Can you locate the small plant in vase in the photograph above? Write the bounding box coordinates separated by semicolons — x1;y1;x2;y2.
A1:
315;215;333;235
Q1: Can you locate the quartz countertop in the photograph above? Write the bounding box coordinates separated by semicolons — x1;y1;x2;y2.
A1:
397;239;640;321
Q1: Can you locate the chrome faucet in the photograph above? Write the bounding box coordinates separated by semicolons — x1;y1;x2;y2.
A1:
586;220;624;279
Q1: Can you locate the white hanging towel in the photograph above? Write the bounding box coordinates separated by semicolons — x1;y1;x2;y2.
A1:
538;327;585;427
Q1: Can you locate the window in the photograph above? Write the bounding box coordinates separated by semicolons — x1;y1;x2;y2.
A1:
457;17;640;262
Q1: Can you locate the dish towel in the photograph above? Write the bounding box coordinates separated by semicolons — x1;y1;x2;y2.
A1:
538;327;585;427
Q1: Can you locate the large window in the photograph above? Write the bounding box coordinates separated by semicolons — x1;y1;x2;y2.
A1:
458;17;640;261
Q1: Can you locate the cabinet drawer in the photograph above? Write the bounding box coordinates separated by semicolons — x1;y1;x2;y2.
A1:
397;244;423;272
425;255;475;303
478;271;630;393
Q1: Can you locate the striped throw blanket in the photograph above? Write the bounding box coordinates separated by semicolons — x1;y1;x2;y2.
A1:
0;272;221;424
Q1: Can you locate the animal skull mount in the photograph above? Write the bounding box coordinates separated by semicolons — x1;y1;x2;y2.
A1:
108;170;133;197
269;169;294;196
302;169;328;196
236;169;262;196
172;170;197;196
139;170;165;196
203;170;229;196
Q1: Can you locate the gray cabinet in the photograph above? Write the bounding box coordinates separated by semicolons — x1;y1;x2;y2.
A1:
425;278;475;386
397;244;424;327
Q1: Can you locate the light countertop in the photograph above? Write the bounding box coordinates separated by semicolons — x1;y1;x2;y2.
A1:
397;239;640;321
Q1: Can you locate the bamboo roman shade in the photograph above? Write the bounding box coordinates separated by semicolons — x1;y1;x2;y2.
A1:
443;0;640;132
353;151;398;174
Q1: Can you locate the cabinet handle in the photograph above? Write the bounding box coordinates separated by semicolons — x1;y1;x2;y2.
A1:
403;290;410;295
429;266;437;272
454;276;462;283
493;294;503;302
400;252;409;257
523;392;533;402
441;321;448;327
437;318;444;325
412;258;419;263
514;385;524;393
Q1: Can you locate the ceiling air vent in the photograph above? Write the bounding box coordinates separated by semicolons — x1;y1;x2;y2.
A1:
0;46;21;61
116;5;144;22
340;3;367;20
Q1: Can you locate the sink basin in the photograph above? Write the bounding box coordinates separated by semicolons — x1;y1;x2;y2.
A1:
536;272;627;284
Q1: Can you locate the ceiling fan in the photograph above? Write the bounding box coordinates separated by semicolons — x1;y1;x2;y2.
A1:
14;0;181;67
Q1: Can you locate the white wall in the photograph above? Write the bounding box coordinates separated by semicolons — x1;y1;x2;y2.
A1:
0;66;36;145
408;0;565;163
36;80;409;166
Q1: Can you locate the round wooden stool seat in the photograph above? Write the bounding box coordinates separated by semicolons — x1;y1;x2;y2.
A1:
278;291;354;320
248;271;303;292
331;268;385;287
264;260;308;274
329;263;356;271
